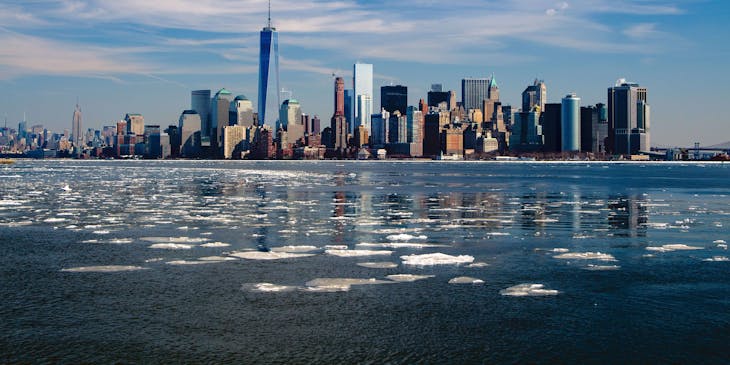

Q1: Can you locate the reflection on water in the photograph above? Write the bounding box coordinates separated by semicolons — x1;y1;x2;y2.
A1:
1;160;729;364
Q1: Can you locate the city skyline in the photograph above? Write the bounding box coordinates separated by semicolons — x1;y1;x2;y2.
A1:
0;1;728;146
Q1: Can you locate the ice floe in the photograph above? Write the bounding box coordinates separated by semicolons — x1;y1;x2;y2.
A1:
149;243;195;250
304;278;393;292
357;262;399;269
357;242;449;249
242;283;299;293
703;256;729;262
645;244;703;252
326;249;393;257
466;262;489;268
401;253;474;266
583;264;621;271
199;242;231;248
61;265;147;273
553;252;617;262
141;236;209;243
386;233;428;241
271;245;320;253
500;283;559;297
448;276;484;284
386;274;435;282
228;251;315;260
713;240;727;244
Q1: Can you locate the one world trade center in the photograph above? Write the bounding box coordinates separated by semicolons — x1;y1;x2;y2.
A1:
258;1;280;127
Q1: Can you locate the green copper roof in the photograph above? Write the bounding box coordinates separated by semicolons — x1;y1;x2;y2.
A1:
489;74;498;88
234;95;249;101
216;88;232;95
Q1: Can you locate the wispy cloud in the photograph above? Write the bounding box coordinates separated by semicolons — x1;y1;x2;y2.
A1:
0;0;690;80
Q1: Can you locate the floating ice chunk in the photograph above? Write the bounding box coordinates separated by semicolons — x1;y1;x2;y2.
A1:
149;243;195;250
553;252;617;262
357;242;449;249
199;256;237;261
200;242;231;248
229;251;315;260
166;260;211;265
357;262;399;269
92;230;111;235
486;232;511;236
144;258;164;263
326;249;393;257
386;274;435;282
108;238;133;244
401;253;474;266
448;276;484;284
44;217;66;223
645;244;703;252
551;248;570;253
713;240;727;244
242;283;299;293
583;264;621;271
61;265;146;273
271;245;319;253
467;262;489;268
718;244;728;250
141;236;209;243
500;283;559;297
304;278;392;292
533;218;558;223
386;234;428;241
81;239;99;244
324;245;348;250
703;256;729;262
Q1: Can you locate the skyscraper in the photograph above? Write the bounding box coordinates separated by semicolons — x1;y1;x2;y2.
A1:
258;1;280;126
211;88;233;155
522;79;547;112
607;80;650;155
344;89;353;133
461;78;489;112
381;85;407;115
178;110;201;157
232;95;255;127
191;90;211;137
72;103;82;147
125;114;144;136
561;93;581;152
356;94;373;135
353;63;373;132
331;77;347;152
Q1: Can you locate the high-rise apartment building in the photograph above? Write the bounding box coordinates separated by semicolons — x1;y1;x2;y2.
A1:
561;93;581;152
353;63;373;132
607;80;650;155
331;77;347;152
258;4;280;126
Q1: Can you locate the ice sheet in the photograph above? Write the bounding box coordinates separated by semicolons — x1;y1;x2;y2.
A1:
500;283;559;297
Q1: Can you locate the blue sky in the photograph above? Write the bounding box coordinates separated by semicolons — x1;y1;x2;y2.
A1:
0;0;728;146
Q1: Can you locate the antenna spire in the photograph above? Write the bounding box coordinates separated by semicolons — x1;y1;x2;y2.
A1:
268;0;271;28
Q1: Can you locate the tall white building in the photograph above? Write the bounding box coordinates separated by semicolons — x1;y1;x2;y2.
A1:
353;63;373;133
356;94;372;135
